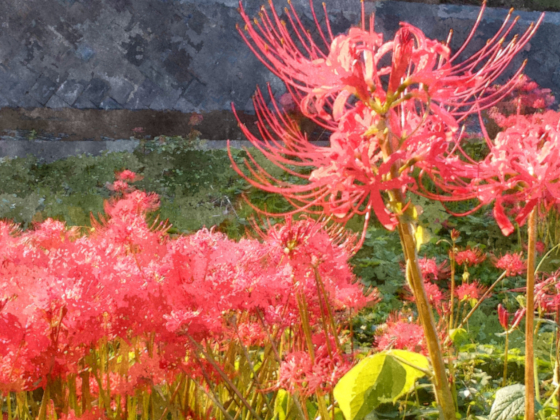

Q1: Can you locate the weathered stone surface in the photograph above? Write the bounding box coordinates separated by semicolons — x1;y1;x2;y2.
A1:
0;0;556;115
0;0;559;162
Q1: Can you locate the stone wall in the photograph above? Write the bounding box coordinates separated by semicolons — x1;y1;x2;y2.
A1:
0;0;557;158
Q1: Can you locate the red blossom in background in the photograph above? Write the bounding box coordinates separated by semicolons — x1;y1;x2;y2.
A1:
455;247;487;266
535;270;560;313
417;257;450;281
376;317;428;356
487;75;555;127
0;171;370;408
494;252;526;276
455;281;486;301
430;110;560;236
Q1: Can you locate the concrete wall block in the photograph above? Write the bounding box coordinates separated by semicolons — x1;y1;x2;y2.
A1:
0;0;558;115
125;77;161;109
28;75;58;106
55;79;88;106
46;94;69;109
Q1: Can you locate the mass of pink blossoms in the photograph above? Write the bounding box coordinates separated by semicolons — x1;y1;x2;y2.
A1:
0;172;372;418
230;0;542;238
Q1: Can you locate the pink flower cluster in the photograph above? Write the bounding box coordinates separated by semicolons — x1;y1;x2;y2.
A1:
487;75;555;126
0;172;372;414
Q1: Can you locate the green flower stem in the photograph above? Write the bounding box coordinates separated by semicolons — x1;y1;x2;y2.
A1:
398;217;456;420
556;306;560;419
455;271;508;332
449;242;456;335
526;208;537;420
376;115;455;420
503;331;509;387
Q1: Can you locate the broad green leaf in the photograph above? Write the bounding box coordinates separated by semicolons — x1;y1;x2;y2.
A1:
389;350;430;396
334;351;429;420
449;328;469;347
488;384;525;420
275;389;289;420
306;401;318;420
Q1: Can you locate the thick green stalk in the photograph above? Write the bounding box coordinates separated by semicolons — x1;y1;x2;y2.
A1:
377;118;455;420
448;242;456;335
525;208;537;420
503;332;509;387
397;217;456;420
556;307;560;420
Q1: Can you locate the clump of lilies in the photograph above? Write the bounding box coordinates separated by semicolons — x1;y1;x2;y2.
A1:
0;171;373;419
230;0;550;418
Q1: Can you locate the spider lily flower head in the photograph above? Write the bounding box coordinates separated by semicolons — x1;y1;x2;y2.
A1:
455;247;487;266
472;111;560;235
535;270;560;313
493;252;526;276
403;257;449;282
375;314;428;355
237;0;542;127
455;280;486;301
231;0;542;243
405;280;446;314
426;110;560;236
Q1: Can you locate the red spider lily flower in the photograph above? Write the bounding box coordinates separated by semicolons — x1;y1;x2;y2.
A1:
405;281;446;314
418;257;439;281
237;0;542;128
455;281;486;301
429;110;560;236
376;317;428;356
116;170;143;183
401;256;448;282
535;270;560;313
105;180;131;193
494;252;526;276
231;1;542;240
487;75;555;126
455;247;487;266
523;240;546;254
474;111;560;235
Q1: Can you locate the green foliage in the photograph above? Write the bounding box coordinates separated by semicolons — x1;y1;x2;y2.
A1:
488;384;525;420
334;350;429;420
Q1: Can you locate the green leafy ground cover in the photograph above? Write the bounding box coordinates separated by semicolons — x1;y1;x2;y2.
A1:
2;136;559;418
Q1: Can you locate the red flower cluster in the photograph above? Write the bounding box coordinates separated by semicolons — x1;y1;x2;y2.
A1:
433;111;560;236
376;317;428;356
494;252;526;276
455;247;487;266
278;334;352;397
487;75;555;127
418;257;449;281
535;270;560;313
455;281;486;301
0;172;372;414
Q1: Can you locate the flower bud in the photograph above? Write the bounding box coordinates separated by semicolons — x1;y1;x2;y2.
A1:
511;308;526;329
497;304;509;330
